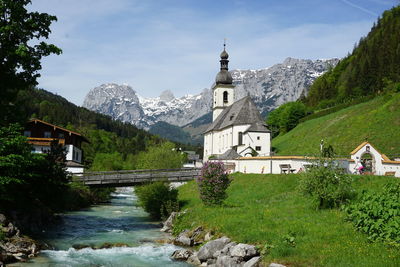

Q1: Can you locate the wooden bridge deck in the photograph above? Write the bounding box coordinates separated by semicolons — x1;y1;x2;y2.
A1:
74;167;201;187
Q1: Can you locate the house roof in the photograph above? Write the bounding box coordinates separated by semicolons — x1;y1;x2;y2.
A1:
66;160;84;167
205;96;269;133
29;118;90;143
350;141;391;161
350;141;370;155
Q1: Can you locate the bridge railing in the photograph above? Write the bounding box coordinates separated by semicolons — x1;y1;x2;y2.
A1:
74;167;201;176
72;167;202;187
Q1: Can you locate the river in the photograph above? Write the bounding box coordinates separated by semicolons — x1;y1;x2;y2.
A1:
11;188;189;267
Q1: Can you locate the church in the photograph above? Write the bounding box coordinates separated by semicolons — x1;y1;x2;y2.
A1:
203;45;271;161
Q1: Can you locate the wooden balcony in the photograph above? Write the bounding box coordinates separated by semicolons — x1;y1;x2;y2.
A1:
27;137;65;146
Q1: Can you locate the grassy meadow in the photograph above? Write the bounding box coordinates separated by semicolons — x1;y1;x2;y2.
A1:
174;173;400;267
272;93;400;157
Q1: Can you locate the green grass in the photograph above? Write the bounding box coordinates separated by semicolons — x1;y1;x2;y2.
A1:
175;173;400;267
272;93;400;157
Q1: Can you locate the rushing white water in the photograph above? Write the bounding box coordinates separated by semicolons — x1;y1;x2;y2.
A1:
13;188;189;267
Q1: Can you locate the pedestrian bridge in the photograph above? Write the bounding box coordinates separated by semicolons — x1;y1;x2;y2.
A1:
74;168;201;187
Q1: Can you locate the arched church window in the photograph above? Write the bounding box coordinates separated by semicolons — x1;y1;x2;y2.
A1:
223;91;228;103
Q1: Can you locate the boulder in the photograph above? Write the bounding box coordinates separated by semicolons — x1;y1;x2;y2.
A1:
174;230;193;247
213;242;237;258
4;223;17;238
207;258;217;265
171;249;193;261
11;252;27;262
204;232;213;242
0;214;6;226
190;226;205;245
269;263;287;267
230;243;259;260
215;255;243;267
244;256;262;267
197;236;231;261
187;253;201;265
160;212;178;233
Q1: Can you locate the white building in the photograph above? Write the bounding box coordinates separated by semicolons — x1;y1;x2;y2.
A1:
203;45;271;161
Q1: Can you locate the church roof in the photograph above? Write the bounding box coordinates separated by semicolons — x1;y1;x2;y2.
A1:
216;69;233;85
244;121;270;133
205;96;270;133
214;149;241;160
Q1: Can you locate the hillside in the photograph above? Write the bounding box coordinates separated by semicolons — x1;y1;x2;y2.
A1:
175;174;400;266
305;5;400;107
272;93;400;157
149;121;195;145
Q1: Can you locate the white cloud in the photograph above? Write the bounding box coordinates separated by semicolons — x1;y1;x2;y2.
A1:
29;1;389;105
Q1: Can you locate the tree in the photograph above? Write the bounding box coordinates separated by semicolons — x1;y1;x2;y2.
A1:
266;101;306;137
0;0;62;124
0;124;69;212
134;142;186;170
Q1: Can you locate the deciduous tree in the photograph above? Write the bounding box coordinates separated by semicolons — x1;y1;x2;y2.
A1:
0;0;61;124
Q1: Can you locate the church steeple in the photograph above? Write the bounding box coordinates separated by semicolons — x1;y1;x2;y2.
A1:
215;42;233;85
212;42;235;121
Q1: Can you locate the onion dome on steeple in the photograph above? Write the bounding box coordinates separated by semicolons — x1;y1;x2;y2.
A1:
215;42;233;85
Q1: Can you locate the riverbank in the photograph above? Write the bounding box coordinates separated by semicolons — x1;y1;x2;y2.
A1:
7;188;189;266
0;181;114;266
174;173;400;266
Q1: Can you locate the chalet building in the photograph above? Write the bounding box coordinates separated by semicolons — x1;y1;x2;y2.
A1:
203;45;271;161
24;119;89;174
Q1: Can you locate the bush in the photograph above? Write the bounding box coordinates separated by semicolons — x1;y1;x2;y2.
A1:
299;159;353;208
197;161;231;206
344;182;400;245
135;182;178;220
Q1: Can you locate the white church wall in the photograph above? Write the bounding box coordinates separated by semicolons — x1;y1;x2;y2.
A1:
246;132;271;156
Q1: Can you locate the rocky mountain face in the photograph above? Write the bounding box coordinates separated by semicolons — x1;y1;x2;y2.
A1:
82;57;339;130
232;57;339;115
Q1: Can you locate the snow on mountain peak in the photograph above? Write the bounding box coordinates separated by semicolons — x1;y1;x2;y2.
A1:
82;58;339;129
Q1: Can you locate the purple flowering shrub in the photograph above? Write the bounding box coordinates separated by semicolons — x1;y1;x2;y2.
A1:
197;161;231;205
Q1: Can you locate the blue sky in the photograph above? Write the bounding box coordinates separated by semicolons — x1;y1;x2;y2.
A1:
29;0;397;105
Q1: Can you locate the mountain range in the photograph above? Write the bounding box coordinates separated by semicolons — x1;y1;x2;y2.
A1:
82;57;339;143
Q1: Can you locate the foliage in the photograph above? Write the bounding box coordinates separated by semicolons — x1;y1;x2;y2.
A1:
305;6;400;106
196;161;231;205
344;182;400;246
134;142;186;170
135;182;178;220
0;124;69;212
175;173;400;266
266;101;306;137
90;152;125;171
61;180;114;210
0;0;61;124
299;159;354;208
272;93;400;157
